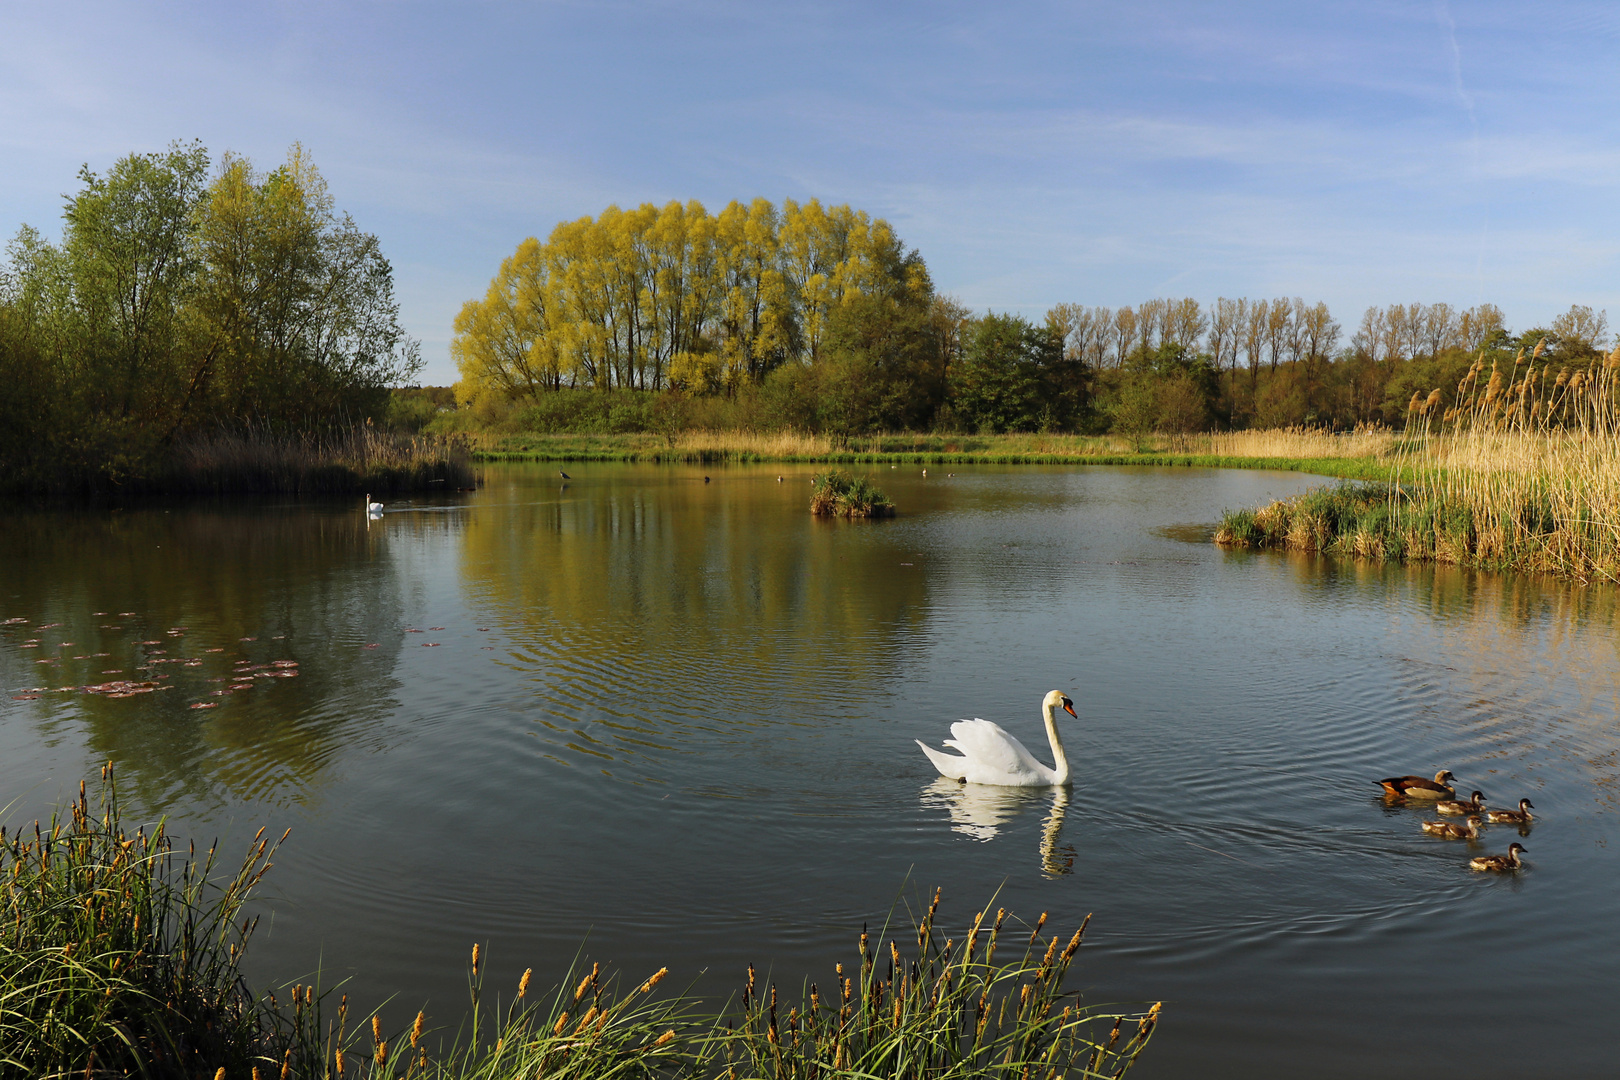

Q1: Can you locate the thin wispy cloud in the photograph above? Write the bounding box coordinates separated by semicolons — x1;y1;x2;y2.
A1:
1;1;1617;382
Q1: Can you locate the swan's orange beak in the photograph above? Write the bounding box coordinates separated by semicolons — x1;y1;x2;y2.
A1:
1061;699;1076;717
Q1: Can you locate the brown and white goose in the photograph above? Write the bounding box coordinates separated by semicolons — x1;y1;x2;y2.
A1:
1470;843;1526;872
1435;791;1486;816
1377;770;1457;800
1485;798;1534;825
1421;815;1482;840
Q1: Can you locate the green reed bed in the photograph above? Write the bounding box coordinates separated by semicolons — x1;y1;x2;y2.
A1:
0;764;325;1079
3;772;1159;1079
811;471;895;517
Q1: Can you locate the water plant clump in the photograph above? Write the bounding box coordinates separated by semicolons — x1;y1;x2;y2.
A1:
811;470;895;518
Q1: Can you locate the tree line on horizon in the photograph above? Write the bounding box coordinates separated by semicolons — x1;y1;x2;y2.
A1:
449;201;1611;436
0;142;420;491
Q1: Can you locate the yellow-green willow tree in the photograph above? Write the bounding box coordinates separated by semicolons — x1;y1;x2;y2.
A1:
452;197;919;404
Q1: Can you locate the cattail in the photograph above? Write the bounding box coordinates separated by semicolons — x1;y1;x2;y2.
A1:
280;1052;292;1080
215;1070;226;1080
411;1011;425;1049
653;1029;676;1047
575;972;594;1001
334;1048;345;1077
471;943;480;978
574;1006;598;1034
636;967;668;995
518;968;532;998
372;1016;382;1044
554;1011;570;1036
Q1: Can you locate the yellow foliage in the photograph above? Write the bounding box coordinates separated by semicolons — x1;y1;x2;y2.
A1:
451;197;918;402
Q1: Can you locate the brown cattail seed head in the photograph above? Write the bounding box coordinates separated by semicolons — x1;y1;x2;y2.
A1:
518;968;532;998
654;1029;676;1048
471;943;480;977
411;1011;425;1049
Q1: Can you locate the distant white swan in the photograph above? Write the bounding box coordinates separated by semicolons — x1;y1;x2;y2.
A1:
365;494;384;514
916;690;1077;787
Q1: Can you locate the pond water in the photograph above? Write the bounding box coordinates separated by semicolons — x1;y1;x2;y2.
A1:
2;463;1617;1077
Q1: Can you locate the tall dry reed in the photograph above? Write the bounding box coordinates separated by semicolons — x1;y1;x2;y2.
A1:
159;425;477;495
1220;344;1620;581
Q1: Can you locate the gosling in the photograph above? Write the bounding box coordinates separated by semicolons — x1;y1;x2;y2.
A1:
1436;790;1487;816
1485;798;1534;825
1469;843;1526;872
1421;815;1482;840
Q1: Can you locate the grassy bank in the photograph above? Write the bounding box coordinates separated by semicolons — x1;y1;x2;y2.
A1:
472;427;1397;480
3;770;1159;1079
1218;351;1620;582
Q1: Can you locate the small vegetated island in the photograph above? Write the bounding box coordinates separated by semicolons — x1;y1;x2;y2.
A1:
811;470;895;517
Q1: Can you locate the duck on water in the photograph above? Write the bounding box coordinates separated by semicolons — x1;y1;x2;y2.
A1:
1377;770;1456;800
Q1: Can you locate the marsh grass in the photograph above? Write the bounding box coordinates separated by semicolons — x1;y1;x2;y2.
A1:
811;471;895;517
396;894;1157;1080
153;426;478;496
1217;346;1620;581
3;774;1160;1079
474;427;1393;479
0;764;327;1079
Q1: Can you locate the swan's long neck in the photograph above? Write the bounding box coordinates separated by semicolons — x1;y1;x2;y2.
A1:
1044;701;1071;785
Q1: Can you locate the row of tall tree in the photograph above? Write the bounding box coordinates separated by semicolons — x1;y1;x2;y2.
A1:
0;142;419;489
451;198;930;403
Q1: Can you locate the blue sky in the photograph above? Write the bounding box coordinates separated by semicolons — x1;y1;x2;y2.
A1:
3;1;1618;384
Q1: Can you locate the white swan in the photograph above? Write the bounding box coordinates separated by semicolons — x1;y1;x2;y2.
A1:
364;493;384;514
916;690;1077;787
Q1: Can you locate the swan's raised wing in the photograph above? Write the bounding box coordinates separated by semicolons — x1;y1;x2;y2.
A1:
945;718;1054;785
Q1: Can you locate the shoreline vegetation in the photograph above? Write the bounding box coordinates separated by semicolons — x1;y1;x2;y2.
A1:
466;427;1398;481
2;769;1159;1079
1217;344;1620;583
0;142;440;498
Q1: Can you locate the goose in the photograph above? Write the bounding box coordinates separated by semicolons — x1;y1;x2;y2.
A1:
364;494;384;514
1436;791;1487;816
916;691;1077;787
1485;798;1534;825
1470;843;1526;872
1376;770;1456;800
1421;815;1482;840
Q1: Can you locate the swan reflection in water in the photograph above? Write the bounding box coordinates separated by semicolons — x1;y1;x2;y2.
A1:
921;778;1075;877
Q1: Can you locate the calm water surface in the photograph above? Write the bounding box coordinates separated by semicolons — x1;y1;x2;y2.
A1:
2;464;1617;1077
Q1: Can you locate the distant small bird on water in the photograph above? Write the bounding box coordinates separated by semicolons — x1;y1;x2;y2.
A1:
704;476;711;483
559;470;571;480
777;476;783;482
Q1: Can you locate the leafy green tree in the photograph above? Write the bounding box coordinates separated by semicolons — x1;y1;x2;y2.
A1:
949;313;1083;433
